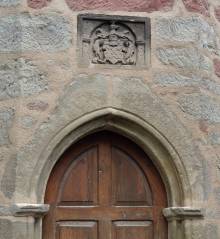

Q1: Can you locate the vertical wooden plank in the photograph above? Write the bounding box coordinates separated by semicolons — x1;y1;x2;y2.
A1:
99;220;112;239
98;139;112;206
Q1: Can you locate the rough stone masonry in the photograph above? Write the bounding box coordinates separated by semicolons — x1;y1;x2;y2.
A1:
0;0;220;238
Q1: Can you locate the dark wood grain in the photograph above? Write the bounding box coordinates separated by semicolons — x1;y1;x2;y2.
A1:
43;131;167;239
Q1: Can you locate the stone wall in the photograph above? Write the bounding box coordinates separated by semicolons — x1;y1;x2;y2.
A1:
0;0;220;238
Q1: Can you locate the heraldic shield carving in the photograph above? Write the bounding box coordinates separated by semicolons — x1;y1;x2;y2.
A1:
91;22;136;65
78;14;150;68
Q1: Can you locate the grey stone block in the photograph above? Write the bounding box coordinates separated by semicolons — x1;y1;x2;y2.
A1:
156;16;220;55
155;73;199;87
178;94;220;123
208;132;220;145
0;0;20;6
0;58;48;100
20;116;36;128
155;73;220;95
0;108;14;145
157;47;212;71
0;13;72;52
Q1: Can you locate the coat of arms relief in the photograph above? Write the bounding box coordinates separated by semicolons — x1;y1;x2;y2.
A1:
91;22;136;65
78;14;150;68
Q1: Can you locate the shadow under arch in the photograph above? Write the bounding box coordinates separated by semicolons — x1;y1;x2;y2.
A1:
35;108;192;207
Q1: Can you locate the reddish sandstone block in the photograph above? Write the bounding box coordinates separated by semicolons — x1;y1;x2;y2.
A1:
65;0;174;12
215;6;220;22
182;0;210;16
214;59;220;78
28;0;52;9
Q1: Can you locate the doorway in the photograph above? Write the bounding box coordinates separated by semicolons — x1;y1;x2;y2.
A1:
43;131;167;239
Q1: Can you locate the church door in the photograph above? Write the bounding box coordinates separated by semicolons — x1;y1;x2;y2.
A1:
43;131;167;239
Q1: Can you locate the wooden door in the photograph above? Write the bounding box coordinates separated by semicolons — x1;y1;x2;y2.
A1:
43;131;167;239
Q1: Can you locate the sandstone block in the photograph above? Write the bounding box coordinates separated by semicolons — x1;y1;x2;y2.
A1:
0;58;48;100
28;0;51;9
0;108;14;145
0;219;12;239
27;101;48;111
65;0;174;12
156;16;220;55
182;0;209;16
214;58;220;78
1;153;16;198
178;94;220;123
215;6;220;22
156;47;212;71
0;13;71;52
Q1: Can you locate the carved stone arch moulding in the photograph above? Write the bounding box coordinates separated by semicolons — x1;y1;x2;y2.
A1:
10;109;204;239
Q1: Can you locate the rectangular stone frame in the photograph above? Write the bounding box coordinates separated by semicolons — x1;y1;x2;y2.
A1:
77;14;151;69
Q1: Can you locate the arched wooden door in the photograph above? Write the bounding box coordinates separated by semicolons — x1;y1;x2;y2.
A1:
43;131;167;239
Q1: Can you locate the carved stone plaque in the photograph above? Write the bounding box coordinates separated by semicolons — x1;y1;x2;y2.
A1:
78;14;150;68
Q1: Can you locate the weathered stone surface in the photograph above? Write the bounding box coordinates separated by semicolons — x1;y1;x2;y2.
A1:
0;13;71;52
155;73;198;87
192;223;219;239
204;224;219;239
0;108;14;145
156;17;220;55
27;101;48;111
1;154;17;199
156;47;212;71
65;0;174;12
20;116;36;128
208;132;220;145
182;0;209;16
163;207;204;220
0;58;48;100
214;58;220;78
28;0;51;9
215;6;220;22
0;206;12;216
155;73;220;95
27;101;49;111
0;219;12;239
178;94;220;123
13;203;49;217
0;0;20;6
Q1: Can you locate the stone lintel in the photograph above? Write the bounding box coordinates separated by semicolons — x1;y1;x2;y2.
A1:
163;207;204;221
12;204;50;217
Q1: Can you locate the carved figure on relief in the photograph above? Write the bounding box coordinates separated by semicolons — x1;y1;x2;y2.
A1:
91;22;136;65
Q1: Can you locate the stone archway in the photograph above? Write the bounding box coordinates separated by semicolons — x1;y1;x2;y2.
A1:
13;74;204;239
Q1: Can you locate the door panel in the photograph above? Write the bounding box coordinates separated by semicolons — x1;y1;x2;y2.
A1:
112;146;152;205
59;147;98;205
43;131;167;239
56;221;97;239
113;221;153;239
